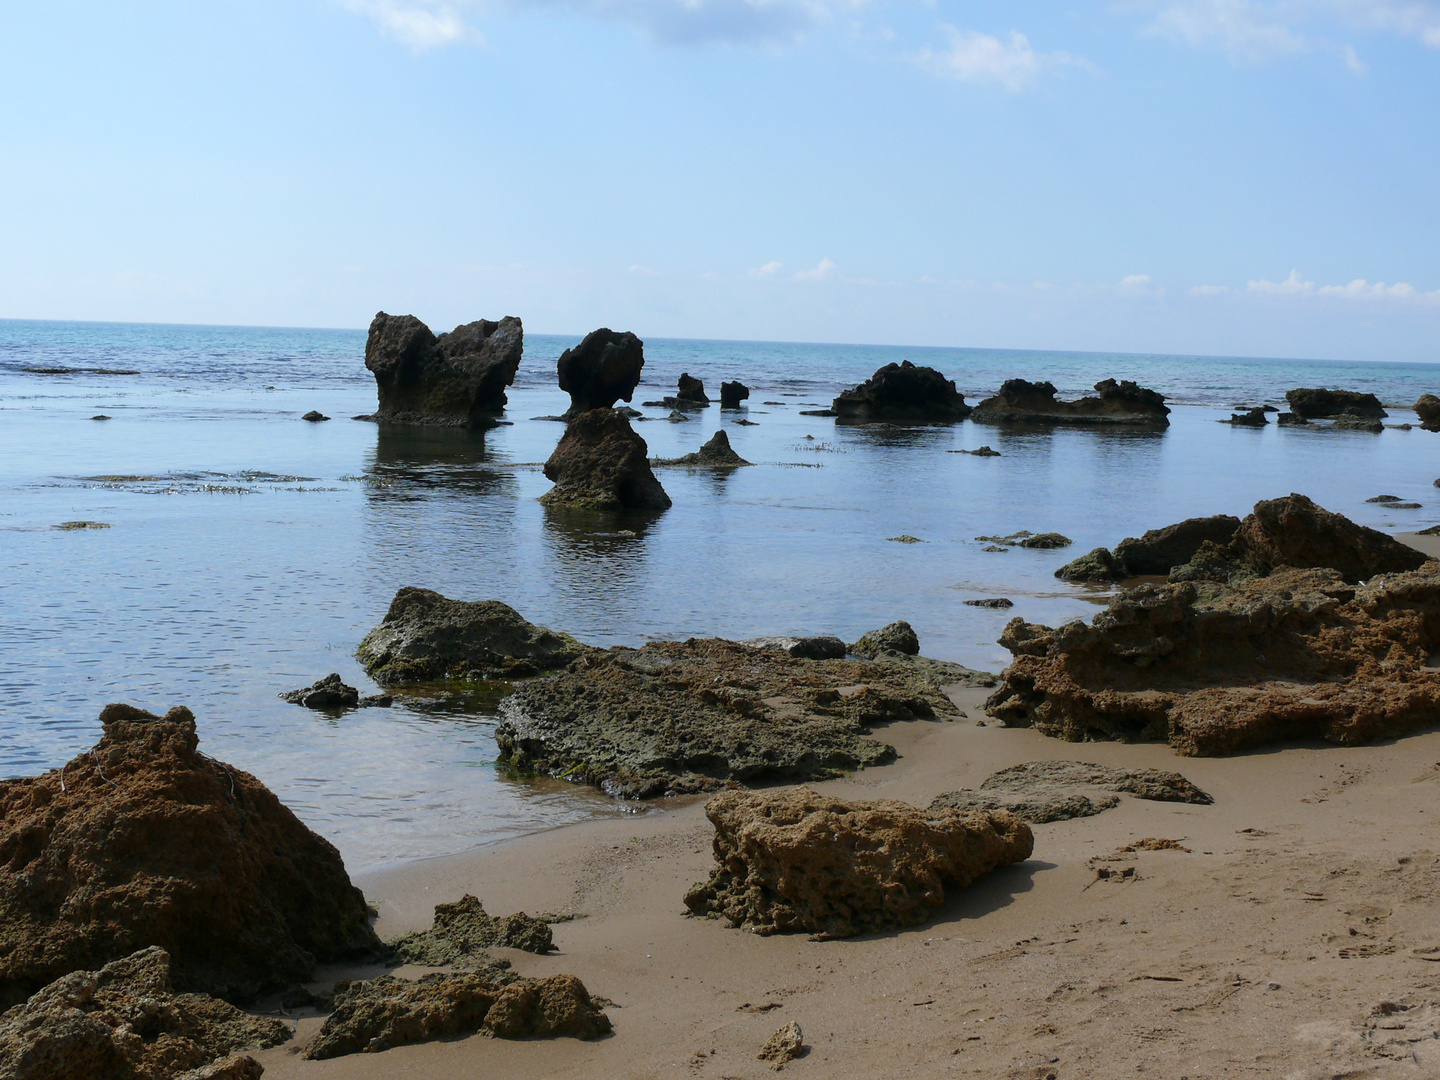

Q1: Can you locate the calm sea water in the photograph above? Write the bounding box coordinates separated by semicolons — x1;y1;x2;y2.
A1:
4;317;1440;870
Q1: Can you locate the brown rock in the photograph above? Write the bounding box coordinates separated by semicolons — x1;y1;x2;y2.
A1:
0;706;381;1008
1285;387;1386;419
1055;514;1241;582
540;408;671;511
928;760;1212;823
971;378;1169;427
362;312;523;425
388;895;554;965
758;1021;805;1064
675;373;710;405
1415;393;1440;432
683;788;1033;938
831;361;971;423
653;429;752;467
556;329;644;418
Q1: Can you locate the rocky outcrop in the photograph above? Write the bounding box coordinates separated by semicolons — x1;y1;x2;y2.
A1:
1285;388;1386;419
556;329;644;419
740;636;848;660
848;621;994;689
850;620;919;658
656;373;712;411
301;411;329;422
1055;514;1242;582
1277;411;1308;426
0;947;287;1080
720;381;750;409
985;562;1440;755
1332;416;1384;433
1415;394;1440;431
971;379;1170;427
928;761;1212;823
653;430;752;467
494;639;961;798
540;408;672;511
683;788;1032;938
831;362;971;423
1222;407;1267;426
358;589;592;686
1167;494;1427;584
362;312;523;425
304;972;609;1059
1017;532;1071;549
388;896;553;965
278;673;390;710
0;706;381;1008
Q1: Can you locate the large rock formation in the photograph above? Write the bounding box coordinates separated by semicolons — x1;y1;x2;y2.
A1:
555;328;644;419
1415;394;1440;432
363;312;523;425
720;381;750;409
1285;388;1386;419
0;706;381;1008
539;408;672;511
928;761;1212;823
358;589;592;686
1055;514;1242;583
0;947;287;1080
683;788;1032;938
971;379;1170;427
653;430;752;467
831;362;971;423
984;562;1440;755
494;639;962;798
304;972;610;1059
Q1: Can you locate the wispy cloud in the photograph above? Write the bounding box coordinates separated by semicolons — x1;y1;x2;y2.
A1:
1189;283;1231;294
341;0;478;48
749;260;783;277
914;27;1089;91
1145;0;1307;61
1246;268;1439;300
795;257;837;281
1248;268;1315;293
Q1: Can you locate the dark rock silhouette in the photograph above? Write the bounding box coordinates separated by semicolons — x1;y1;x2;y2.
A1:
540;408;672;511
1415;394;1440;431
720;381;750;409
653;430;752;467
971;379;1169;427
832;362;970;423
1055;514;1242;582
556;329;644;419
1285;388;1386;419
362;311;522;425
1222;408;1267;426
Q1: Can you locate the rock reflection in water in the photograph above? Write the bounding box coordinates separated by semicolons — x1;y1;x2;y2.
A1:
540;504;658;599
364;424;516;501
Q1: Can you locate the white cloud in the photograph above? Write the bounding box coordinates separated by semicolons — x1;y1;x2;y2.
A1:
1244;269;1440;301
795;257;837;281
749;260;783;277
1343;42;1369;71
1189;283;1231;294
1336;0;1440;49
341;0;478;48
914;27;1088;90
1248;268;1315;293
1145;0;1307;61
1318;277;1418;297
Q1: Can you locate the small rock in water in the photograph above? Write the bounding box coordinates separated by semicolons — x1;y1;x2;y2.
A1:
981;544;1009;552
886;534;924;544
758;1021;805;1065
280;673;368;710
964;598;1014;609
1017;532;1072;549
950;445;1000;456
667;410;692;422
1276;411;1308;426
1221;407;1268;427
302;410;330;422
1368;495;1402;503
799;408;837;417
976;530;1032;543
720;380;750;409
54;520;110;530
733;417;759;425
90;414;111;420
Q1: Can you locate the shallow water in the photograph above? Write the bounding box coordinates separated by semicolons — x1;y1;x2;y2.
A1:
4;317;1440;870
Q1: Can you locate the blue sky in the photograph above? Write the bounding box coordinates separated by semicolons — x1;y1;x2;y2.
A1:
2;1;1438;361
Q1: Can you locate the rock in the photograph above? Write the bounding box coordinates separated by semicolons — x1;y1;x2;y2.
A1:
1167;494;1427;584
556;329;644;418
981;545;1008;553
90;414;111;421
720;381;750;409
1368;495;1402;503
1017;533;1072;550
279;673;359;710
952;445;1000;456
540;408;672;511
886;535;923;544
850;620;920;658
799;409;837;417
1416;394;1440;431
1055;546;1126;583
971;379;1169;427
831;362;971;423
1332;416;1384;433
357;588;592;686
1285;388;1387;419
1276;411;1308;426
664;373;709;408
1055;515;1242;582
53;521;110;531
0;947;288;1080
759;1021;805;1064
615;405;642;418
301;411;329;422
977;530;1032;543
740;636;849;660
653;429;752;467
928;761;1212;824
388;895;553;965
733;417;758;426
304;972;609;1059
683;788;1032;938
362;312;523;425
1222;407;1267;426
963;598;1014;609
667;410;692;422
984;562;1440;755
494;639;961;798
0;706;381;1008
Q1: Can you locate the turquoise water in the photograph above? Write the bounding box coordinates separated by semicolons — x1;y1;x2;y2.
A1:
4;317;1440;869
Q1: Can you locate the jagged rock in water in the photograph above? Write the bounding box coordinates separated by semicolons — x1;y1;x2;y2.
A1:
971;378;1170;427
303;972;609;1059
388;895;554;965
556;328;644;419
362;312;523;425
1277;411;1308;426
740;635;848;660
1222;407;1267;426
494;639;961;798
850;620;920;658
963;598;1014;609
831;362;971;423
1167;494;1427;584
357;588;592;686
1332;416;1384;433
1055;546;1126;583
657;373;711;411
683;788;1032;938
540;408;672;511
1415;394;1440;432
720;381;750;409
954;445;1000;456
653;429;752;467
0;707;380;1008
1285;387;1387;419
0;947;287;1080
279;673;359;709
1017;532;1072;550
301;410;329;422
928;761;1212;823
984;562;1440;755
1055;514;1242;582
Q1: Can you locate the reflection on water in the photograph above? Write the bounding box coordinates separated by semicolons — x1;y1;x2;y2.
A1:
364;424;512;501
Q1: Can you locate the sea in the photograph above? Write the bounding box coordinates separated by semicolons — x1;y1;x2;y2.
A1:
4;317;1439;871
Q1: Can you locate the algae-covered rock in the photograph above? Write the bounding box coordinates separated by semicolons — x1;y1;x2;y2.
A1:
1056;515;1241;582
540;408;672;511
653;429;752;467
928;761;1212;823
388;895;553;966
850;620;920;658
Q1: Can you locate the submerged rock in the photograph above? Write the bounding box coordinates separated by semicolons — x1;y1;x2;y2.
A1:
683;788;1032;938
653;429;752;467
831;361;971;423
304;972;609;1060
0;706;381;1008
971;379;1170;427
1276;411;1308;426
301;410;330;422
1415;394;1440;431
1285;387;1386;419
388;895;553;965
556;328;644;419
357;588;592;686
953;445;1000;456
928;761;1212;823
362;312;523;426
720;380;750;409
963;598;1014;609
0;947;287;1080
1055;514;1242;582
540;408;672;511
1332;416;1384;433
495;639;962;798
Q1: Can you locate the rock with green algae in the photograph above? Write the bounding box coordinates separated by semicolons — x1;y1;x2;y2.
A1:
539;407;671;511
388;895;553;965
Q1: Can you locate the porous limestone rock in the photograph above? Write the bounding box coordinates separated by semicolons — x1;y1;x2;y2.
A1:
928;761;1212;823
831;362;971;423
1285;387;1386;419
556;328;644;419
683;788;1033;938
1055;514;1242;582
362;312;523;425
653;429;752;467
758;1021;805;1064
971;379;1170;427
849;620;920;658
1415;393;1440;432
740;636;848;660
388;895;554;965
540;408;672;511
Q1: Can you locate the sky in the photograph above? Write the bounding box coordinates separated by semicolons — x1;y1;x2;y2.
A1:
1;1;1438;361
